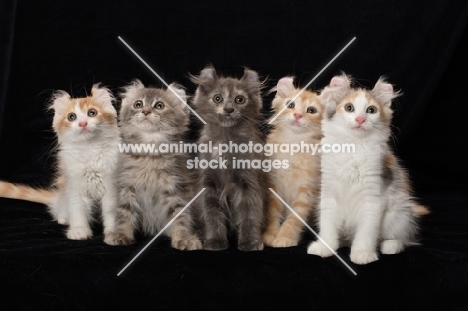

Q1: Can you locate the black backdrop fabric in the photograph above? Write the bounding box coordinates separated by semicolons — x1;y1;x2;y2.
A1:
1;1;468;310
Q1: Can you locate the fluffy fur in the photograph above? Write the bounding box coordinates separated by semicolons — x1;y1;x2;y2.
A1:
307;73;429;264
105;80;202;251
263;77;322;247
0;85;121;240
191;66;267;251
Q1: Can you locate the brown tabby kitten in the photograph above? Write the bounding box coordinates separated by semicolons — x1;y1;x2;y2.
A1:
104;80;202;250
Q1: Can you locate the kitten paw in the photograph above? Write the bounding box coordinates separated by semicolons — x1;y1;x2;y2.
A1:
262;233;276;246
172;238;203;251
104;232;134;246
203;239;229;251
307;241;334;257
238;240;264;251
57;217;69;225
272;237;298;248
67;226;92;240
380;239;404;254
350;250;379;265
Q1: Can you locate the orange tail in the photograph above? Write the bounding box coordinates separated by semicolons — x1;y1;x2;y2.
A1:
0;181;55;205
411;204;430;216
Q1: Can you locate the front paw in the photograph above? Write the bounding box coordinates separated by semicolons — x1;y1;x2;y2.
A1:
203;239;229;251
262;233;276;246
307;241;335;257
272;237;298;248
67;226;92;240
380;239;404;255
104;232;134;246
238;240;264;251
350;250;379;265
172;238;203;251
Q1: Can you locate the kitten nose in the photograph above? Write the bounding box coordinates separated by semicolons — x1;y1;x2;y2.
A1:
355;116;366;126
79;121;88;128
224;107;234;114
293;113;303;120
142;110;151;116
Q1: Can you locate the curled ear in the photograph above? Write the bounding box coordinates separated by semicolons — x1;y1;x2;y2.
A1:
319;72;352;107
275;77;295;98
190;65;218;94
167;83;190;115
120;79;144;105
371;77;400;107
50;90;71;115
91;84;114;110
241;68;259;83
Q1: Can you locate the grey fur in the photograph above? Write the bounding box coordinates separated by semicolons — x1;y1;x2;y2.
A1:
191;66;267;251
105;80;201;250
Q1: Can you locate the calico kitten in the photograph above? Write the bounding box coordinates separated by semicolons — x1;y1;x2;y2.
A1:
191;66;266;251
0;85;121;240
307;73;429;264
104;80;202;251
263;77;322;247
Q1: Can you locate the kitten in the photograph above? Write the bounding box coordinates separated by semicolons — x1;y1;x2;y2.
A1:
307;73;429;265
263;77;322;247
191;66;266;251
104;80;202;251
0;85;121;240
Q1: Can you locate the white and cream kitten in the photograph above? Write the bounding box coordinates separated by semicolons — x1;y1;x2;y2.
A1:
307;73;429;265
263;77;322;248
0;85;121;240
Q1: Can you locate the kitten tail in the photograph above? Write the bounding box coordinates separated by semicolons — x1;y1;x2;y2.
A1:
0;181;55;205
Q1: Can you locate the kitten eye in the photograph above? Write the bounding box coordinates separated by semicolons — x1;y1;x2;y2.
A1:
213;94;223;104
366;106;377;114
307;107;317;114
133;100;143;109
67;113;76;121
344;103;354;112
235;95;246;104
155;101;165;110
286;101;295;109
87;109;97;117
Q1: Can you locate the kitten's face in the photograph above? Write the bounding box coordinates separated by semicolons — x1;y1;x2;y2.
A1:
334;89;390;135
272;77;322;133
320;74;397;137
192;67;262;128
119;80;189;135
52;86;117;143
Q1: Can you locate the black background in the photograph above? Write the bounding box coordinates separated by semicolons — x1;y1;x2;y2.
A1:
1;1;467;309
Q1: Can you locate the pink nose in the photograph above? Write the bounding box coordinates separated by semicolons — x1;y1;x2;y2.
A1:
293;113;303;120
355;116;366;126
79;121;88;128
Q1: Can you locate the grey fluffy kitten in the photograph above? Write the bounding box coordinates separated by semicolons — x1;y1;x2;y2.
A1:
191;66;267;251
104;80;202;250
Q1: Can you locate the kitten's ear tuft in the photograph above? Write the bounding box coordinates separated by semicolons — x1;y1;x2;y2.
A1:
242;69;259;83
371;77;401;107
319;72;352;106
120;79;144;101
91;84;114;109
199;66;218;82
276;77;295;98
50;90;71;115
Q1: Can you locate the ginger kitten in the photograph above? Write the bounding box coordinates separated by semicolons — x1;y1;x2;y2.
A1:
263;77;322;247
